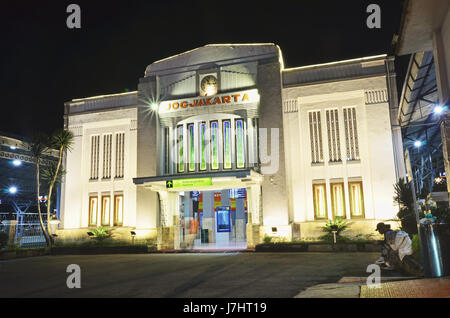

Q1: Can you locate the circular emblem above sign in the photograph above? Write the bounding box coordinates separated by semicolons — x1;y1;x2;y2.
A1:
200;75;218;96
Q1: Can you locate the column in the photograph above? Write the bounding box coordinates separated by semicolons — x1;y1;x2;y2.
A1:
156;191;179;250
246;185;262;248
202;191;215;243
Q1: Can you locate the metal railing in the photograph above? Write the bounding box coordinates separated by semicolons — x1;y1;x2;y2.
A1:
0;213;48;248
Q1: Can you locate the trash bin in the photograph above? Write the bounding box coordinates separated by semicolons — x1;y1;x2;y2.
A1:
420;222;450;277
201;229;209;243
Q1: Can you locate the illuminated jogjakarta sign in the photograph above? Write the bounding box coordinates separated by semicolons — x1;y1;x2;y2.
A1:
159;89;259;114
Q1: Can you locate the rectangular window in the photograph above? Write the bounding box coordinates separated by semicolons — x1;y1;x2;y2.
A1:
326;109;341;162
199;122;207;171
343;107;360;160
101;195;111;226
90;135;100;179
309;111;324;163
177;125;184;173
114;194;123;226
313;183;327;219
210;121;219;170
188;124;195;171
164;127;169;174
115;132;125;178
348;181;365;218
88;196;98;226
330;183;346;218
103;134;112;178
223;120;232;169
235;119;245;168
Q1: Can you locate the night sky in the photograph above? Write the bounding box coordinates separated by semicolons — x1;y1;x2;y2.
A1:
0;0;408;138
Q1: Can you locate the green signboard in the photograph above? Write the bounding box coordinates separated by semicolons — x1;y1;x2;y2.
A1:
166;177;212;188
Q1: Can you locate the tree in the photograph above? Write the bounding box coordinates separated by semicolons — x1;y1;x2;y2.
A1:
393;178;417;236
30;133;51;246
45;129;74;240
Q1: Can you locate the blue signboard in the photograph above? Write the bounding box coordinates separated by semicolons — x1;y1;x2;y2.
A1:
190;191;200;198
230;188;246;199
216;206;231;232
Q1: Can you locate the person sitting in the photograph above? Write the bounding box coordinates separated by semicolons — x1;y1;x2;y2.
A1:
373;222;416;271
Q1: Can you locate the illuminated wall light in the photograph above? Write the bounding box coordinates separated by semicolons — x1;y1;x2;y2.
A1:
10;146;16;150
8;186;17;194
414;140;422;148
151;102;158;111
12;159;22;166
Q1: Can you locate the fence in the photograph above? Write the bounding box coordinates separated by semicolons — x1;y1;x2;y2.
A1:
0;213;48;248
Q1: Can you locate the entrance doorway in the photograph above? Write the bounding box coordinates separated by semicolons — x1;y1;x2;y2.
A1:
178;188;248;250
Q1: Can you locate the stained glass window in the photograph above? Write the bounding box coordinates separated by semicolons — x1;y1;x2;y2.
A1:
210;121;219;170
101;195;111;226
89;196;98;226
223;120;232;169
188;124;195;171
114;195;123;226
313;184;327;219
330;183;346;218
177;125;184;173
199;122;207;171
235;119;245;168
348;181;364;217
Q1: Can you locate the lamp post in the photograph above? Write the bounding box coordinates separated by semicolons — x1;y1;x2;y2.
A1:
49;212;60;240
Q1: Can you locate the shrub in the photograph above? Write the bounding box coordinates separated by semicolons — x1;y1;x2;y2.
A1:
397;207;418;237
91;226;111;241
411;234;422;263
263;235;272;244
0;232;8;249
430;206;450;225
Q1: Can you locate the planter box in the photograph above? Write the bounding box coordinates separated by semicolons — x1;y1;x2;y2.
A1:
255;243;308;252
255;243;381;252
51;245;149;255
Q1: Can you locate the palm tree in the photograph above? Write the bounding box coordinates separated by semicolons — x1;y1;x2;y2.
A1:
45;129;74;239
30;133;51;246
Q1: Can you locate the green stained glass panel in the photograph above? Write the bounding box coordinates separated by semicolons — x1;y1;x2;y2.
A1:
211;121;218;170
236;119;245;168
200;123;206;170
177;126;184;172
223;120;231;169
188;124;194;171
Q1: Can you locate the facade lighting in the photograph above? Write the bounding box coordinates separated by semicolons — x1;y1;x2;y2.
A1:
151;102;158;111
414;140;422;148
12;159;21;166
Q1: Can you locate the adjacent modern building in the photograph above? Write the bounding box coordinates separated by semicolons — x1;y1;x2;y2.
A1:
396;0;450;197
59;44;405;249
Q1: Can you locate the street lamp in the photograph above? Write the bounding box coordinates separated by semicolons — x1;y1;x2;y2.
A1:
49;212;60;237
414;140;422;148
130;231;136;245
8;186;17;194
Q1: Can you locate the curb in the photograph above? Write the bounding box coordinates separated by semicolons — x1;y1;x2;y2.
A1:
0;248;50;261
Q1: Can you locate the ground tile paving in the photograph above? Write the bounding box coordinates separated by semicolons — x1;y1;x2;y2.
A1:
360;277;450;298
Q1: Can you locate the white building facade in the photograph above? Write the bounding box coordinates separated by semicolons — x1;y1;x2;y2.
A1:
59;44;405;248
